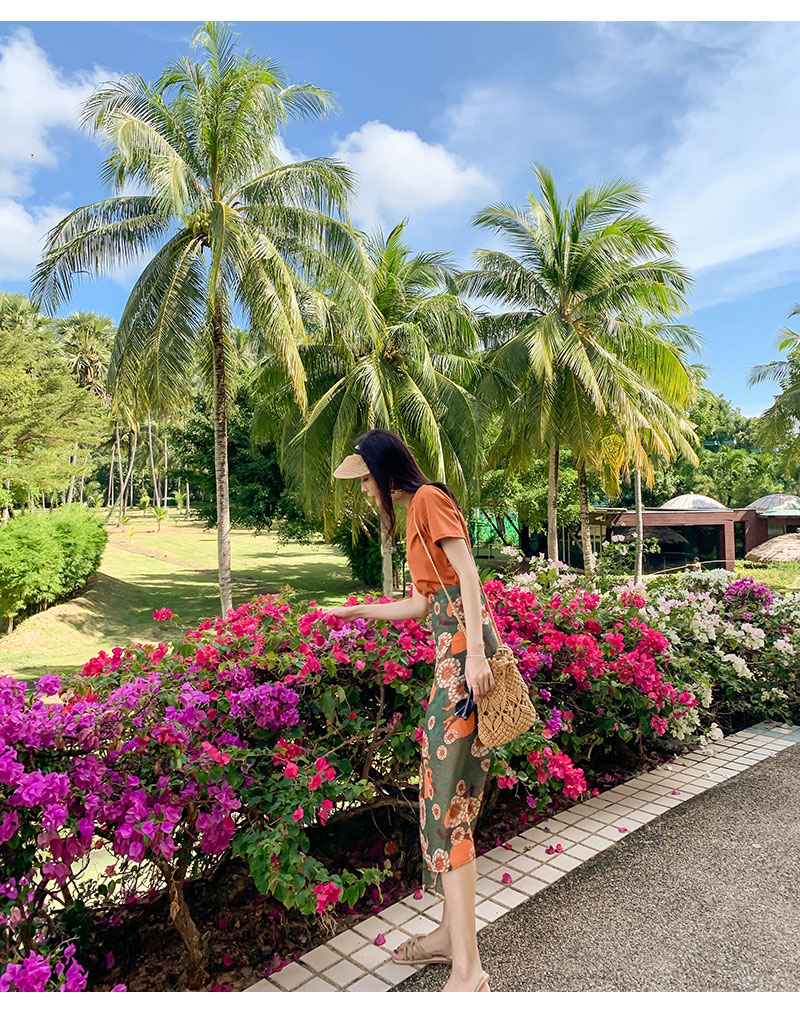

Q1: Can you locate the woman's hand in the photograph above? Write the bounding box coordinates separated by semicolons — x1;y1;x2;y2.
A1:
326;605;364;622
465;653;494;700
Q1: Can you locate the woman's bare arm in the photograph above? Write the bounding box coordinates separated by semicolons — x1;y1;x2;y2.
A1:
328;590;430;622
439;536;494;697
438;537;484;653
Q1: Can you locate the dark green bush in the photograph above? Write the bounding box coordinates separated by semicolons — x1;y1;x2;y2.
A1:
0;508;106;628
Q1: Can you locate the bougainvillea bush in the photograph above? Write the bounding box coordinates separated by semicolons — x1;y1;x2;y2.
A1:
0;571;769;991
643;571;800;728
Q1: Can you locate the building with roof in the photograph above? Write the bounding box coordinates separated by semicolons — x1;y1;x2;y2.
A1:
588;492;800;571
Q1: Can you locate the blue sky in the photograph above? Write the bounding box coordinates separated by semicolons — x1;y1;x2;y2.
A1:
1;19;798;416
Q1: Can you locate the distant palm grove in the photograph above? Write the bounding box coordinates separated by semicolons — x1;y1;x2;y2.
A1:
2;21;799;613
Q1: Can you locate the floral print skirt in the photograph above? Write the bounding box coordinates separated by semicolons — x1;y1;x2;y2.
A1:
419;583;498;896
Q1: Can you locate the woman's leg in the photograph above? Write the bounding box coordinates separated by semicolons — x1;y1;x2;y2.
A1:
440;860;489;991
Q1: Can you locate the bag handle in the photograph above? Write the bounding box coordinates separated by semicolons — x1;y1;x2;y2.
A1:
412;515;503;648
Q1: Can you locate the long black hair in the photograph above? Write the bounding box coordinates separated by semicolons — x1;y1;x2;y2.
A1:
354;428;463;539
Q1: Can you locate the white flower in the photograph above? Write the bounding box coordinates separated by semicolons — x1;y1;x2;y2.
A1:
708;723;724;742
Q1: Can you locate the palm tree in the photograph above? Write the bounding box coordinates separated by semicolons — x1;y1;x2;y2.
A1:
749;304;800;472
56;311;114;395
32;22;372;615
252;222;484;596
462;165;700;564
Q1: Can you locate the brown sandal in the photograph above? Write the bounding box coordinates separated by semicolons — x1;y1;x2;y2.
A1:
391;935;452;966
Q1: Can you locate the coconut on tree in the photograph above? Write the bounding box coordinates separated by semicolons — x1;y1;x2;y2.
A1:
32;21;373;615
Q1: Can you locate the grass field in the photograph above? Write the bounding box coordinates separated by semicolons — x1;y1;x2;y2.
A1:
734;559;800;590
0;511;367;683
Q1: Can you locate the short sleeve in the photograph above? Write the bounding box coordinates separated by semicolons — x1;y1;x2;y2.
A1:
416;486;467;547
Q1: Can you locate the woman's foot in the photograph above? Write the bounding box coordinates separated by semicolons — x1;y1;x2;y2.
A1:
391;928;452;964
443;969;490;992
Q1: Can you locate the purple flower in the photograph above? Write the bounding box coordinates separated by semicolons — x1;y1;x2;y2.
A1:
538;688;552;702
0;810;20;844
35;674;62;697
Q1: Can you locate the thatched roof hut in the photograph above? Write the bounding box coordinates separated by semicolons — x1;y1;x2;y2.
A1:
745;533;800;563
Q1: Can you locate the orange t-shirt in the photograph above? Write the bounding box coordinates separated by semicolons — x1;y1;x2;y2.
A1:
406;484;471;598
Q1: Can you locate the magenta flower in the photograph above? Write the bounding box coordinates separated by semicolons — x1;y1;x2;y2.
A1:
292;806;304;822
374;933;386;946
412;888;423;900
501;873;512;884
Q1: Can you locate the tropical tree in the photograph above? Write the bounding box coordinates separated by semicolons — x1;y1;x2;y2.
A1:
56;311;114;395
252;221;485;596
749;304;800;474
462;165;700;565
32;21;372;614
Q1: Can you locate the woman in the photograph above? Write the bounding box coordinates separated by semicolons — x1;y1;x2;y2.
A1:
329;428;496;994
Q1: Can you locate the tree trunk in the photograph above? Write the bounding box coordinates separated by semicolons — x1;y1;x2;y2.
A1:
107;437;115;507
380;508;393;598
211;309;233;616
547;442;559;562
519;520;534;557
147;412;161;508
163;435;168;508
577;462;595;575
155;855;208;990
66;442;78;505
634;467;644;585
185;479;191;521
78;452;88;503
105;429;138;526
2;458;10;523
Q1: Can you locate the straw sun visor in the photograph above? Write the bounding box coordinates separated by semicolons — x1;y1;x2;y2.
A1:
332;453;369;479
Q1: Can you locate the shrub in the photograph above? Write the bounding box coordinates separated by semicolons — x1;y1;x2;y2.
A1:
0;508;106;629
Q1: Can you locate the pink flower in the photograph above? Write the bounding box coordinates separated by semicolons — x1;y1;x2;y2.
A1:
313;881;341;914
501;873;512;884
318;799;334;825
412;889;423;900
671;789;681;796
152;607;174;621
502;842;512;850
201;741;231;765
374;933;386;946
292;807;304;822
591;788;599;797
314;757;329;772
650;715;668;736
222;953;234;968
618;827;628;833
283;762;299;779
308;773;323;792
324;767;337;781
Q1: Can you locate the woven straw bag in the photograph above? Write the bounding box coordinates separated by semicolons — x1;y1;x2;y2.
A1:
413;518;537;749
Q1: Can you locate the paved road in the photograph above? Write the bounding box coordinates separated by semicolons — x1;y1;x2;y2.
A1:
395;743;800;992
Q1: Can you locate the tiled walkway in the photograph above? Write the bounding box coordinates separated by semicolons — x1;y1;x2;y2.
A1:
243;720;800;994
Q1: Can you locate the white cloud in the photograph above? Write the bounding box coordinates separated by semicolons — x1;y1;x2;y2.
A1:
0;199;71;282
646;23;800;273
439;84;525;146
330;120;494;230
0;27;114;282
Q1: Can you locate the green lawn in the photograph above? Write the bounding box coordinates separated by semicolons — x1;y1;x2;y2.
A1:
0;512;366;683
734;559;800;590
